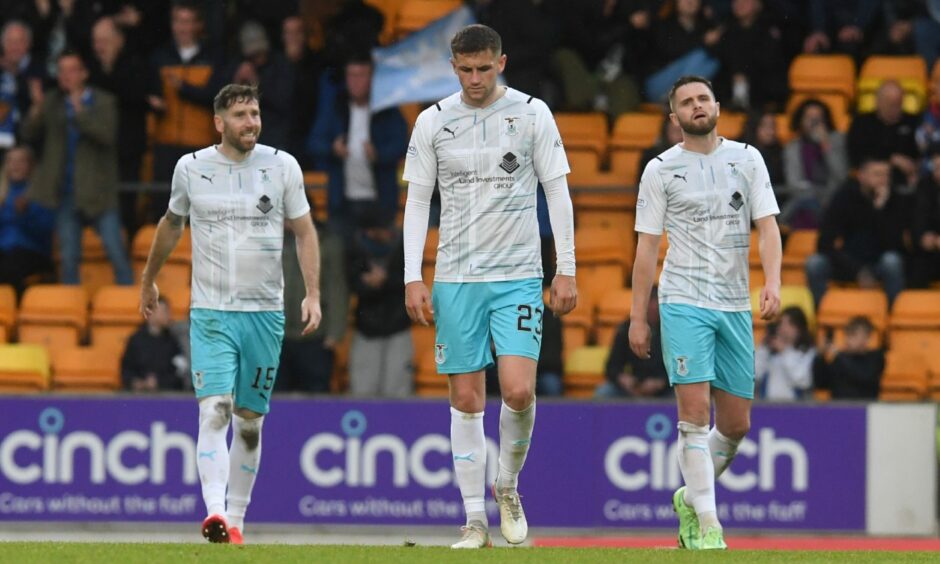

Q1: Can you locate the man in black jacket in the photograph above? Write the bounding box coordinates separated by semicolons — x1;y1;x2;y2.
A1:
122;297;185;391
346;207;412;397
805;156;912;306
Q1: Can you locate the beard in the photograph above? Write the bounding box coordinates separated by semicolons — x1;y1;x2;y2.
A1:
677;111;718;136
224;127;259;153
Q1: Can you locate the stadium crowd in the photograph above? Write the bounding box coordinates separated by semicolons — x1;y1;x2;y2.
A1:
0;0;939;400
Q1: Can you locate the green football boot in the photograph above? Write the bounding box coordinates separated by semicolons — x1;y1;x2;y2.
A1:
701;526;728;550
672;486;701;549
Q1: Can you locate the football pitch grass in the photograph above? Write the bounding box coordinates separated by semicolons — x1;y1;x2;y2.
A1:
4;543;940;563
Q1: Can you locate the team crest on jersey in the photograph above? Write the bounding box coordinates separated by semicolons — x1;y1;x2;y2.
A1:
257;195;273;214
676;356;689;377
727;162;739;176
499;152;520;173
435;344;447;365
193;371;205;390
729;191;744;211
504;116;520;136
258;167;271;183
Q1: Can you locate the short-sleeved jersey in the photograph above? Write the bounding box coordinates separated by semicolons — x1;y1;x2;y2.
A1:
403;87;569;282
169;144;310;311
635;139;779;312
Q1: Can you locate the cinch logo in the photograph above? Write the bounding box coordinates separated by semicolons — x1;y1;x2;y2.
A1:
0;407;197;486
300;410;497;488
604;414;809;492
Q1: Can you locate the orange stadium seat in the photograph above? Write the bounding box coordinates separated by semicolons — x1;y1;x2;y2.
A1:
788;54;856;101
567;150;602;185
610;113;663;151
90;285;144;354
363;0;403;44
0;285;15;343
396;0;462;38
595;289;632;347
774;113;793;144
782;229;817;285
888;290;940;330
719;111;747;140
131;224;191;290
555;113;608;157
17;285;89;349
163;285;192;321
816;288;888;348
0;343;50;391
51;345;122;391
879;350;928;401
609;149;642;186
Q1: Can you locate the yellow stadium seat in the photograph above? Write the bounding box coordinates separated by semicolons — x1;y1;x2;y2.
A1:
788;54;856;101
857;56;929;114
555;113;608;157
563;345;609;397
610;113;663;151
751;285;816;338
0;343;50;391
51;345;121;391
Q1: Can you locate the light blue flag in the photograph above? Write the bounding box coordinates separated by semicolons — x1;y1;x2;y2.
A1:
370;6;475;112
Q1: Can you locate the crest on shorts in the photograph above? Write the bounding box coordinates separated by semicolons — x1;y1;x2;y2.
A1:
504;116;519;136
729;191;743;211
193;371;205;390
499;152;519;174
435;344;447;365
257;194;273;214
675;356;689;377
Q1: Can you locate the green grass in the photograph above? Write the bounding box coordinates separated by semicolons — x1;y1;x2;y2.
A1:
2;543;939;564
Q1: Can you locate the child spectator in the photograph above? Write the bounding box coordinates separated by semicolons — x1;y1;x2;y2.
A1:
755;306;816;400
813;316;885;400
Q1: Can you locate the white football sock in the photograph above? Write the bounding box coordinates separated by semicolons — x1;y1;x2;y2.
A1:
196;396;232;517
709;427;742;478
677;421;719;531
496;400;535;491
450;407;487;527
227;413;264;531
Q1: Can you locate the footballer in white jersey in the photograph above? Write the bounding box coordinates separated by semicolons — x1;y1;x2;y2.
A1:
401;24;577;550
139;84;322;546
629;76;782;551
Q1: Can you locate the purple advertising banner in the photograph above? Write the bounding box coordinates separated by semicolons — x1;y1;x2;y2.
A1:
0;397;866;530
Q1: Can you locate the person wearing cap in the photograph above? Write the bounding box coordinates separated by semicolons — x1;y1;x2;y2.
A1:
231;20;295;150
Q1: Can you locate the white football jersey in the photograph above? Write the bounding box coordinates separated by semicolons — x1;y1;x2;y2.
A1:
635;139;779;312
403;87;569;282
169;144;310;311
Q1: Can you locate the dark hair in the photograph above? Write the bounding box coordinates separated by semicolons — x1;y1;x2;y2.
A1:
56;48;85;66
845;315;874;335
743;110;776;147
667;75;715;111
450;24;501;56
345;51;374;69
780;306;813;350
790;98;835;134
213;83;259;114
171;0;203;19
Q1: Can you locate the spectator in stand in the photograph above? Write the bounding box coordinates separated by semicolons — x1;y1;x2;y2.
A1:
802;0;881;60
847;80;921;187
712;0;788;112
30;0;101;76
595;287;669;399
346;207;412;397
915;64;940;161
88;16;150;234
122;296;186;391
805;156;911;307
278;223;349;394
909;145;940;287
754;306;816;400
230;21;294;150
551;0;644;117
0;145;53;296
476;0;563;106
912;0;940;70
644;0;721;102
638;115;684;180
813;315;884;400
868;1;917;57
536;302;563;397
742;110;785;187
0;20;45;153
21;49;134;286
308;54;407;234
781;98;849;227
282;15;322;169
149;1;222;193
321;0;384;70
